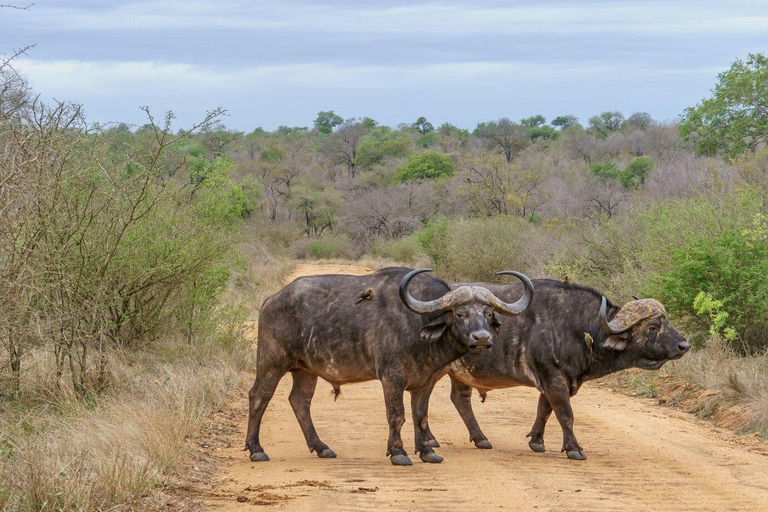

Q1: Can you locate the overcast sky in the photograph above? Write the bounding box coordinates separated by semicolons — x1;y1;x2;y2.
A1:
2;1;767;131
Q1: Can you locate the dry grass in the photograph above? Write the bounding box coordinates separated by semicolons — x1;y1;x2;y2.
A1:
662;344;768;435
0;249;293;511
609;342;768;439
0;347;242;511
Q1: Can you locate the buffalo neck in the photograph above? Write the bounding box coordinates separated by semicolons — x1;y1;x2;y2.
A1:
583;305;635;380
420;332;467;374
584;332;633;380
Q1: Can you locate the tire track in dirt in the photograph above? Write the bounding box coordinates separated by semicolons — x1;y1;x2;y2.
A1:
203;263;768;511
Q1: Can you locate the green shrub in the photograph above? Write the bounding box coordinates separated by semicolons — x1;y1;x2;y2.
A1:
590;156;654;189
355;128;413;166
291;234;353;260
415;216;535;281
414;218;450;269
590;161;620;181
396;150;456;182
646;221;768;351
371;236;425;265
548;187;768;352
623;156;654;188
0;106;242;398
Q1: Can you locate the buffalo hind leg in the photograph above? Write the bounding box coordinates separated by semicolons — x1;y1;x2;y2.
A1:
245;362;289;462
449;375;492;449
382;377;411;466
410;382;442;463
543;381;585;460
289;370;336;458
526;393;552;453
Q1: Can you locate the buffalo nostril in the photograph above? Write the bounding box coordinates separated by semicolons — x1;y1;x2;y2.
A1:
471;331;491;344
679;341;690;352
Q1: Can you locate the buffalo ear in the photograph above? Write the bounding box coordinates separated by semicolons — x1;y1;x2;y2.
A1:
490;312;501;333
603;334;629;351
419;313;449;343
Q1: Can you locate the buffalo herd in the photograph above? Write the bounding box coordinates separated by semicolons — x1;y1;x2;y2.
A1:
246;266;688;465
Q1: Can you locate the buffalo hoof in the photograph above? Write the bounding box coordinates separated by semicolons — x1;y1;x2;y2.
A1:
475;439;493;449
427;439;440;448
528;440;545;453
250;451;270;462
420;451;444;463
566;449;587;460
390;454;413;466
317;448;337;459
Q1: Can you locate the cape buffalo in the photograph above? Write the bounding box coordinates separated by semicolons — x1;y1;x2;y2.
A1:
435;279;689;460
246;267;534;466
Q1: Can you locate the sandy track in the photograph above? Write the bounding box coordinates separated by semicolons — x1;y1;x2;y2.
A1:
203;263;768;511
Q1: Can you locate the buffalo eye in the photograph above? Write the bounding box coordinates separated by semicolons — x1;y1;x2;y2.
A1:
648;324;659;333
455;312;467;319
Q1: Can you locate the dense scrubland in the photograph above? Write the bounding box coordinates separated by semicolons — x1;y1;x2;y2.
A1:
1;51;767;510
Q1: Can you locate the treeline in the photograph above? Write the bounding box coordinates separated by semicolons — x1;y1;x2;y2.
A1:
148;54;767;354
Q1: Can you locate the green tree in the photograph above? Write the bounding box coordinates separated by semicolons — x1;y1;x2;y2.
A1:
397;150;456;181
622;156;654;188
590;161;620;182
474;118;531;162
590;156;654;189
551;115;580;130
355;127;413;166
588;111;625;138
260;145;285;164
313;111;344;134
520;115;546;128
521;115;559;141
412;116;435;135
680;53;768;159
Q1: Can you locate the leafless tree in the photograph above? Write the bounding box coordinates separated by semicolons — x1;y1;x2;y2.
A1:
342;184;436;245
563;126;610;165
325;119;369;177
583;178;628;218
457;153;549;218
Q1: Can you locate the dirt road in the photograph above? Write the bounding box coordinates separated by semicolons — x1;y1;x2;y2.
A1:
203;263;768;511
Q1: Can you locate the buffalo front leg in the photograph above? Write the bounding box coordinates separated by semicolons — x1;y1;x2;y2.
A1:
543;381;585;460
526;393;552;453
381;377;411;466
245;363;288;462
449;375;492;449
423;423;440;448
410;382;443;463
289;370;336;459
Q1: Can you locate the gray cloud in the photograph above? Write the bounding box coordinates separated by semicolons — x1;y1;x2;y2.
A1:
2;0;766;130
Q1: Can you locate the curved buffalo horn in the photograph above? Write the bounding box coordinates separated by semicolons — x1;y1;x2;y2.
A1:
600;296;627;334
600;296;667;335
399;268;447;314
489;270;534;315
399;268;534;316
